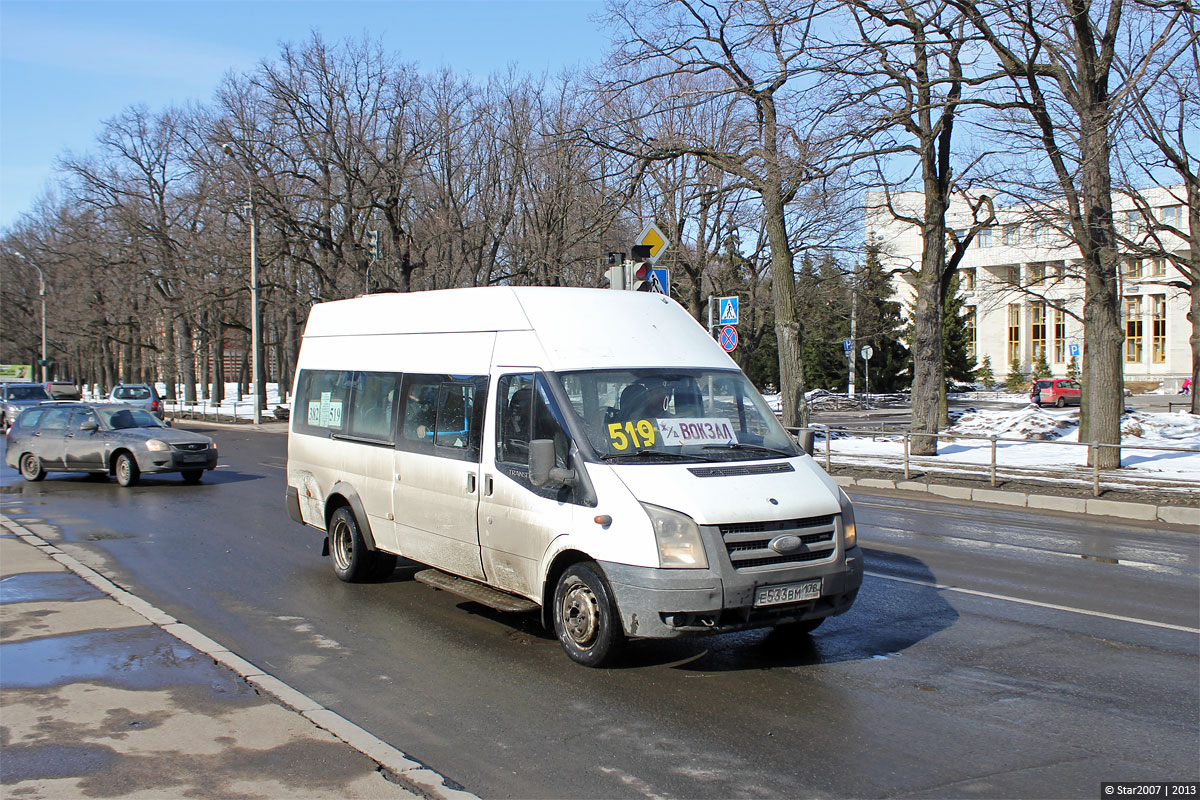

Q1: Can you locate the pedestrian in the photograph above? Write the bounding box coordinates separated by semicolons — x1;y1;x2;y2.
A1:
1181;377;1193;395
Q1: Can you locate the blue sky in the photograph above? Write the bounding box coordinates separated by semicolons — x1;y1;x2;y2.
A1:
0;0;609;229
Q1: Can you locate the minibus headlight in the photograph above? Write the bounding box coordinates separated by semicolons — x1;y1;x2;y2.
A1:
838;489;857;549
145;439;170;452
642;503;708;569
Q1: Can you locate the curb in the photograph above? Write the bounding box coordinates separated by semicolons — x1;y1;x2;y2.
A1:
835;475;1200;527
0;513;479;800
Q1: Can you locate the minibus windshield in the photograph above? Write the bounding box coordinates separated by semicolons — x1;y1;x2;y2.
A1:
556;369;801;463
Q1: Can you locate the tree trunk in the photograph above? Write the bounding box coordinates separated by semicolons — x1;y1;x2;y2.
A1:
910;210;947;455
763;192;807;429
1078;107;1123;469
177;314;197;403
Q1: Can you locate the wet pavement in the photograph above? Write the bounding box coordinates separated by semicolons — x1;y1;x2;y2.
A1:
0;519;471;800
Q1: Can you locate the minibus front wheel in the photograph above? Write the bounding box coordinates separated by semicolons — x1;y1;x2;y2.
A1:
329;507;396;582
552;562;625;667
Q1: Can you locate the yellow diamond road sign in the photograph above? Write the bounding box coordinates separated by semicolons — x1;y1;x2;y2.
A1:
637;223;668;264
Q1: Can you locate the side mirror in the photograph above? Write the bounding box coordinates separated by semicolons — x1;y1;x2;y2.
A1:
529;438;576;488
80;418;99;432
798;429;815;456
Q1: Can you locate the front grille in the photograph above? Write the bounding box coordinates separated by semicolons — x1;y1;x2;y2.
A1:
171;442;208;452
718;514;837;571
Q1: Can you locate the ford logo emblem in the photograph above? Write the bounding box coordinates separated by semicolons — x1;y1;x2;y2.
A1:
769;535;804;555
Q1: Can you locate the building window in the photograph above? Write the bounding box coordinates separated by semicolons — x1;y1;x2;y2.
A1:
1054;308;1066;363
977;227;994;248
1031;302;1046;361
998;265;1019;285
1149;257;1167;277
1125;297;1143;363
1003;224;1020;246
1151;295;1166;363
965;306;977;360
1161;205;1183;229
1008;305;1021;364
1124;258;1143;279
960;268;976;291
1051;261;1068;282
1032;223;1048;244
1124;210;1141;235
1028;263;1045;285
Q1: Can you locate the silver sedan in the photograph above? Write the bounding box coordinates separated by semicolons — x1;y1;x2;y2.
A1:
5;403;218;486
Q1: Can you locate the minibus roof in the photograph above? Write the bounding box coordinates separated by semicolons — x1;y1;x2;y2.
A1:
303;287;736;371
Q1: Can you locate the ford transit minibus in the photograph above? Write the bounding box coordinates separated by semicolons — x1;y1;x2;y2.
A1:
286;287;861;666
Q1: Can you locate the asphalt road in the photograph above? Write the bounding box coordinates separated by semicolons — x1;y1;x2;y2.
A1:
1;424;1197;799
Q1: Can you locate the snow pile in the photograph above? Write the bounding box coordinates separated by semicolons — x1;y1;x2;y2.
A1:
1120;410;1200;444
947;406;1078;441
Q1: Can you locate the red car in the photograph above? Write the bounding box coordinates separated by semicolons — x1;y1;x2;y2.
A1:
1031;378;1081;407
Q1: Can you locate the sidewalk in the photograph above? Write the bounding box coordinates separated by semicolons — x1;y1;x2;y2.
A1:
0;515;477;800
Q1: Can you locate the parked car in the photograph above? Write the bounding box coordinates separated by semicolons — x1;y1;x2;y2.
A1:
1;383;52;429
44;381;82;400
5;402;217;486
1031;378;1082;407
109;383;164;420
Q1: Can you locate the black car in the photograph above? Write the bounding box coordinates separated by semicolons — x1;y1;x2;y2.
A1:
5;402;218;486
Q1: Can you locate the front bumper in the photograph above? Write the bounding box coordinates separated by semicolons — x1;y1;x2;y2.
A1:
599;517;863;639
140;448;218;473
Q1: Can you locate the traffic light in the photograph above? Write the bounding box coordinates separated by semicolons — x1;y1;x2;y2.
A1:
604;264;627;290
367;230;379;260
631;260;653;291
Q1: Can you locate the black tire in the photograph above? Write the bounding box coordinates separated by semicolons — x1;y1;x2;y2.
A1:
181;469;204;484
328;506;393;583
20;453;46;482
552;562;625;667
1055;396;1066;408
115;453;140;487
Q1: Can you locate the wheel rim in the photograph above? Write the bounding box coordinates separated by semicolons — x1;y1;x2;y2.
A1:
560;579;600;648
331;519;353;570
118;458;130;482
22;455;37;477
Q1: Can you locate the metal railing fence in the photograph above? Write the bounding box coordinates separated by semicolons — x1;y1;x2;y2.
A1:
791;425;1199;498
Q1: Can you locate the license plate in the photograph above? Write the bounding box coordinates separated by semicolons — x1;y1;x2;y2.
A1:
754;579;822;607
177;454;206;463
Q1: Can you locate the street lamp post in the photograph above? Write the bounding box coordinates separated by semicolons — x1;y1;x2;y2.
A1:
222;143;263;424
12;251;47;382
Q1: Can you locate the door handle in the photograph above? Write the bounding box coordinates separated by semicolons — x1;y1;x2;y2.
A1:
466;473;477;494
484;474;494;496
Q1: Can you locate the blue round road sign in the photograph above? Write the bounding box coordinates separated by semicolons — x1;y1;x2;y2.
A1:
719;326;738;352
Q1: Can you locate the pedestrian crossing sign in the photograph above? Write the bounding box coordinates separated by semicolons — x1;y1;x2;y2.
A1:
718;296;739;326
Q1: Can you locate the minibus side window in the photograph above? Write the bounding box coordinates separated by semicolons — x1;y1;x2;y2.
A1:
347;372;399;444
398;374;486;462
294;370;353;437
496;373;576;500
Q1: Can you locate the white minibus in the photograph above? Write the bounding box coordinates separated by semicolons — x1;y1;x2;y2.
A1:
285;287;861;666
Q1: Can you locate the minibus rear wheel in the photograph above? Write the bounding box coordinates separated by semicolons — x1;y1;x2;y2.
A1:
552;562;625;667
329;507;395;582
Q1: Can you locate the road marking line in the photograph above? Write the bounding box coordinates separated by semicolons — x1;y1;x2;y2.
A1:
864;570;1200;634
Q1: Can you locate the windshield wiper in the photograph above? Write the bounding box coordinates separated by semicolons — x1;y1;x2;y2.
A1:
701;443;794;458
600;450;713;463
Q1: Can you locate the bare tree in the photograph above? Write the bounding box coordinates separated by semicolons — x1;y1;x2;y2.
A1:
1115;12;1199;413
828;0;993;451
601;0;849;428
950;0;1194;466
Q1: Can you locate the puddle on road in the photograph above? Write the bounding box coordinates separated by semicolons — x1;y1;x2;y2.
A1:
0;573;105;604
0;627;257;698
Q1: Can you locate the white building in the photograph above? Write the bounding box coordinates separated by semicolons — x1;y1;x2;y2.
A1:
866;187;1193;391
